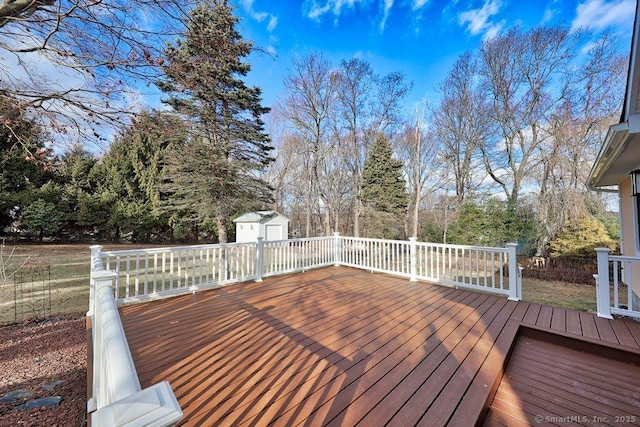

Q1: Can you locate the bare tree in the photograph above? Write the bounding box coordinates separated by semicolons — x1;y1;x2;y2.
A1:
478;25;583;209
282;53;338;237
0;0;192;146
334;58;411;236
334;58;374;237
534;32;626;253
395;106;439;238
432;52;492;208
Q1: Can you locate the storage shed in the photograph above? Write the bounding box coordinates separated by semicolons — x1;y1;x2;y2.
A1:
233;211;289;243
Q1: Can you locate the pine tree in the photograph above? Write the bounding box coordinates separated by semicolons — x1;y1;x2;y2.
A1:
100;111;185;241
361;134;408;238
157;0;273;243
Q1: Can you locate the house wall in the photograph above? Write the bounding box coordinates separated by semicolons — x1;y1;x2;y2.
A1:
619;176;640;309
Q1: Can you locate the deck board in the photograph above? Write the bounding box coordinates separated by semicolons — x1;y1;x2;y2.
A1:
119;266;640;426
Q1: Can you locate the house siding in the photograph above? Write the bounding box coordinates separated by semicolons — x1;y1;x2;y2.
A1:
619;176;640;308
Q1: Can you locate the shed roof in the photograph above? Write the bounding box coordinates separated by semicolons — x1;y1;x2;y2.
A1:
232;210;289;224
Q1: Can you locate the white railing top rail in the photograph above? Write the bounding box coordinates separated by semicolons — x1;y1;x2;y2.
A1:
608;254;640;262
88;246;182;426
414;240;510;253
341;236;410;245
264;236;335;243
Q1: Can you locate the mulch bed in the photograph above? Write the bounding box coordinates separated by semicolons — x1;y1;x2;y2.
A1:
0;315;86;427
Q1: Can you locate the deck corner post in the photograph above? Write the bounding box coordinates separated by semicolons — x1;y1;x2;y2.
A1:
333;232;341;267
409;237;418;282
88;245;104;317
506;242;520;301
595;247;613;319
256;237;264;282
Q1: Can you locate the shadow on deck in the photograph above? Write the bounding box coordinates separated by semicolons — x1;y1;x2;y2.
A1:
118;266;640;426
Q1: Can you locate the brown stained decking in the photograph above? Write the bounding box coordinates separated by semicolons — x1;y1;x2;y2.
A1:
119;267;640;426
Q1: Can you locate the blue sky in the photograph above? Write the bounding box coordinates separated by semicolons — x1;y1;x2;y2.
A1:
234;0;636;113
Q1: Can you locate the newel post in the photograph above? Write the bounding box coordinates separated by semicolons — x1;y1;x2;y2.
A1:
595;247;613;319
409;237;418;282
333;232;341;267
506;243;521;301
88;245;104;317
256;237;264;282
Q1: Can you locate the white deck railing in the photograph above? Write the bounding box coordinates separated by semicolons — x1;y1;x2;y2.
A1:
95;235;522;305
88;246;182;427
262;236;336;278
88;235;522;426
339;237;520;300
595;248;640;320
100;242;258;304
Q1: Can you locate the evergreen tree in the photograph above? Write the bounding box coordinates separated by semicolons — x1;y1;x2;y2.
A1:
22;199;62;241
0;96;55;231
57;145;105;238
361;134;408;238
548;215;616;258
101;110;185;241
157;0;273;243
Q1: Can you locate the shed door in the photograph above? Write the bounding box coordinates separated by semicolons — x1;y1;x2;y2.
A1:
265;224;282;241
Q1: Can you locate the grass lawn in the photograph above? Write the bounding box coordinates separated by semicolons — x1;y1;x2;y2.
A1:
0;243;159;324
0;243;601;324
522;277;597;312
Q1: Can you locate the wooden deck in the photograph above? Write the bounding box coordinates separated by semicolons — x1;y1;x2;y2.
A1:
119;267;640;426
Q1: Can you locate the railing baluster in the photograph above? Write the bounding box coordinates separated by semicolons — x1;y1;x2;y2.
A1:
169;253;174;290
614;260;619;309
627;261;633;311
144;253;149;295
174;250;180;288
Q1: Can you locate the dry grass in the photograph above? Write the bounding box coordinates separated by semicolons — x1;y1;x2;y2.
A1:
0;243;161;324
521;277;596;312
0;243;600;324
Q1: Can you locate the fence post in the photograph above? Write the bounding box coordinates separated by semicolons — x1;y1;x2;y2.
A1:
255;237;264;282
333;232;341;267
506;243;520;301
595;247;613;319
409;237;418;282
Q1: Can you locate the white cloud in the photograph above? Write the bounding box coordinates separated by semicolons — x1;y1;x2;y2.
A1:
571;0;635;32
541;0;561;25
458;0;504;39
412;0;429;10
241;0;268;21
304;0;398;32
380;0;394;31
241;0;278;33
267;15;278;32
305;0;359;20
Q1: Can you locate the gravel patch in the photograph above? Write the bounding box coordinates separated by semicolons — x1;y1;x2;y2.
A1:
0;315;86;426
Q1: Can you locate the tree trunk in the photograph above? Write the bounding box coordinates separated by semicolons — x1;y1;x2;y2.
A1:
216;216;228;243
353;199;361;238
412;195;420;238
